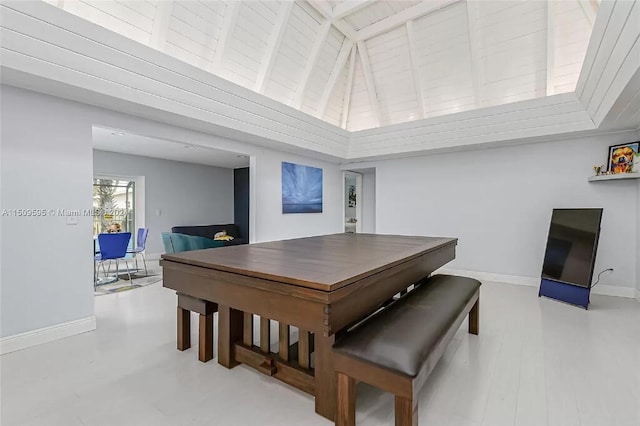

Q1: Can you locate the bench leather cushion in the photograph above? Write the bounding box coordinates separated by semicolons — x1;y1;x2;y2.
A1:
333;274;480;378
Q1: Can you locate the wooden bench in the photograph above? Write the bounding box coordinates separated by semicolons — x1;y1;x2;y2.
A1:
332;274;481;426
176;293;217;362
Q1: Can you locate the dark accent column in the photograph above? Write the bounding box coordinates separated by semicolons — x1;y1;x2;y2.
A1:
233;167;250;242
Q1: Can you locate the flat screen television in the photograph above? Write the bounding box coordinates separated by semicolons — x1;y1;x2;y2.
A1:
541;208;603;288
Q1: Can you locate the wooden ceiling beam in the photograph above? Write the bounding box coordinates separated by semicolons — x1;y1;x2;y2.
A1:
255;1;294;93
547;0;556;96
149;1;173;51
211;1;241;73
577;0;598;26
332;1;374;20
306;0;357;40
317;39;354;118
354;0;461;42
405;21;425;119
465;0;482;108
292;20;332;109
341;45;357;129
357;41;380;127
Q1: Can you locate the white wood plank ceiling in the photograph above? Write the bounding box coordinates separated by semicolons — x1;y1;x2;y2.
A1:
46;0;598;132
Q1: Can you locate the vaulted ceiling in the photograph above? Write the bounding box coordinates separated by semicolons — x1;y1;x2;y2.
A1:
46;0;599;132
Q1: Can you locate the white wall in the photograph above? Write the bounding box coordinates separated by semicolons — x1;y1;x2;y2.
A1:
252;149;343;243
93;150;234;255
1;86;94;338
0;85;343;342
369;132;639;290
362;171;376;233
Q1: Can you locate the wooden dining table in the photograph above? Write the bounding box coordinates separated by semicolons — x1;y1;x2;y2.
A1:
160;233;457;421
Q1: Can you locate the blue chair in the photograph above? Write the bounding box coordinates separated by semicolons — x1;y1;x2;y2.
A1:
127;228;149;276
95;232;132;288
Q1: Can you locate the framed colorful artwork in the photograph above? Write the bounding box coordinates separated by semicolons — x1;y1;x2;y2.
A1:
608;142;639;174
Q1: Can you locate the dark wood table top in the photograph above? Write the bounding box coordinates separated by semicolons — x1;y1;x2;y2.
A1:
161;233;457;292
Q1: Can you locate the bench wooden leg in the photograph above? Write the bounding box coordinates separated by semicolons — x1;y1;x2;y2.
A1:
395;395;417;426
177;307;190;351
469;298;479;335
336;372;356;426
315;333;336;420
199;313;214;362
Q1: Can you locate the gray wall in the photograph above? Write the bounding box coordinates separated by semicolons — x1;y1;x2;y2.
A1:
373;132;640;290
362;171;376;233
1;85;94;338
0;85;344;341
93;150;234;255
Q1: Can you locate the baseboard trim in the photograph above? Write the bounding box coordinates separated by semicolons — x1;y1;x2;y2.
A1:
0;316;96;355
635;289;640;304
591;284;636;298
436;268;539;288
435;268;636;299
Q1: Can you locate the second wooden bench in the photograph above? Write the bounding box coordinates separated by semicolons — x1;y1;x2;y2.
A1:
333;274;481;426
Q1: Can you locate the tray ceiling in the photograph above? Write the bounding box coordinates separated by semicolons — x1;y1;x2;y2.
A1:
45;0;599;131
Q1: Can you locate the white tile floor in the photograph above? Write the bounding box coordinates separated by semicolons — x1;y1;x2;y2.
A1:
1;271;639;426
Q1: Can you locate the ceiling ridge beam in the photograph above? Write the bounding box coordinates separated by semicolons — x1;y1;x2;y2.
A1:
546;1;556;96
405;21;425;119
149;1;173;51
357;41;380;127
306;0;357;41
211;1;241;74
341;45;357;129
317;39;354;119
333;1;374;20
292;20;332;109
354;0;462;42
255;1;295;93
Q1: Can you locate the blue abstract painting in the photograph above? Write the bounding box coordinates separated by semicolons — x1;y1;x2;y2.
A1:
282;162;323;214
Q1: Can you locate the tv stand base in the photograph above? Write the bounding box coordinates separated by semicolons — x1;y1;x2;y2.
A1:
539;279;590;309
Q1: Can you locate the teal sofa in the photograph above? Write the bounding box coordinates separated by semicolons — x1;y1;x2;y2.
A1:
161;232;224;254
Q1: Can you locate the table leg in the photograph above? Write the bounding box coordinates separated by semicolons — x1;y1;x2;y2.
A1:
336;372;356;426
177;307;190;351
199;313;214;362
218;305;243;368
314;333;336;421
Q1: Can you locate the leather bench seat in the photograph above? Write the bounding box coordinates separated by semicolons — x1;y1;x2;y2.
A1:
333;274;481;377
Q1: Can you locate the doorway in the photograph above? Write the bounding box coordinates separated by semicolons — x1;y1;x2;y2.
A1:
344;171;363;233
93;178;136;241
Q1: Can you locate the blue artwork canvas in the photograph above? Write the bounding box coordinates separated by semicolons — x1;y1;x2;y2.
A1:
282;162;323;214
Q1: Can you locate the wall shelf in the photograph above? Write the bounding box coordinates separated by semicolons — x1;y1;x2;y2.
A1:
588;173;640;182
